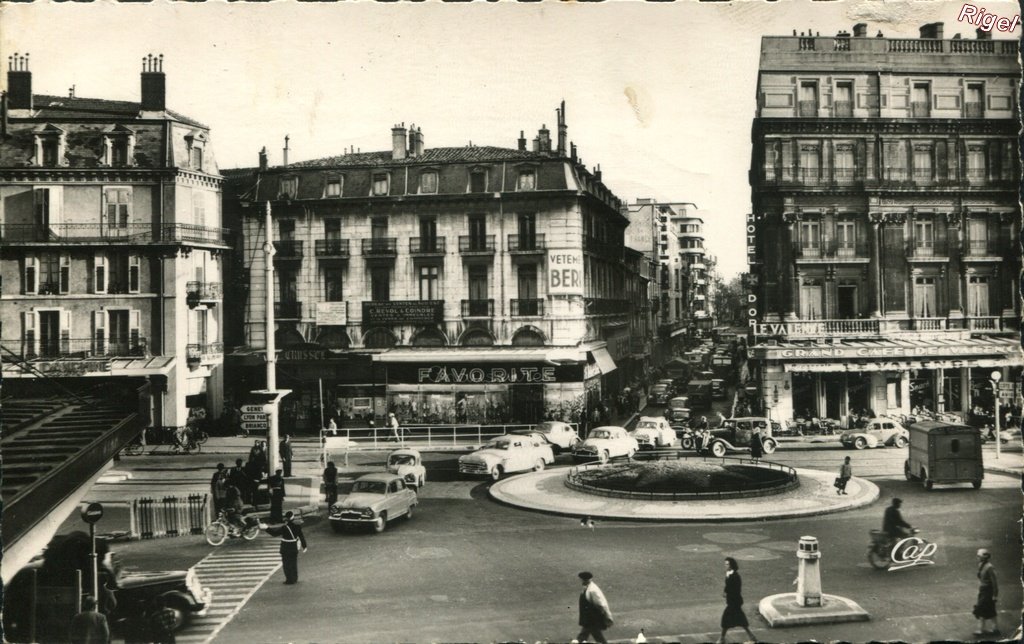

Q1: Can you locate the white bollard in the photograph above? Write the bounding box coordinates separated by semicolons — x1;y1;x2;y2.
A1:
796;535;822;607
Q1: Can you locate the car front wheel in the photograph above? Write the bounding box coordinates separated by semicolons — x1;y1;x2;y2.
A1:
762;439;777;454
599;450;610;464
681;436;694;450
710;441;726;457
894;436;908;448
854;436;868;450
373;513;387;533
533;459;546;472
490;465;504;481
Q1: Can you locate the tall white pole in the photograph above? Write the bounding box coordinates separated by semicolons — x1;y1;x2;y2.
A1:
265;201;279;473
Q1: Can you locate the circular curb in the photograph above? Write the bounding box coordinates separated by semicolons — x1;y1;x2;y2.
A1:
489;467;880;522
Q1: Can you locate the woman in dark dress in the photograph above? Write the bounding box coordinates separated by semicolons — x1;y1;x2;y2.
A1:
717;557;756;644
749;430;763;461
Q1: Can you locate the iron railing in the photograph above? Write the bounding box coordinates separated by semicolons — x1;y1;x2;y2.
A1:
186;342;224;362
458;235;495;253
314;239;350;258
0;223;228;245
14;337;147;360
508;233;546;252
361;238;398;256
409;237;446;254
906;239;949;257
510;298;543;316
461;299;494;317
186;281;223;301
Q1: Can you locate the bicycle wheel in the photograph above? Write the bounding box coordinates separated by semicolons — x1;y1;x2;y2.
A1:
195;429;209;445
191;441;202;454
205;521;228;546
124;443;143;456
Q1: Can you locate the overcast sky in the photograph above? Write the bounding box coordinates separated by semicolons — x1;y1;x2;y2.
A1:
2;0;1019;278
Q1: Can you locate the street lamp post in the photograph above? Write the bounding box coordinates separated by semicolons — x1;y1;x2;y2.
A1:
990;371;1001;460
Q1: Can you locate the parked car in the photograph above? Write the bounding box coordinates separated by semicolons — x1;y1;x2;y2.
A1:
631;416;677;450
840;418;909;450
574;426;639;463
330;472;418;533
529;420;581;453
704;416;778;457
711;379;727;400
387;448;426;489
3;531;211;641
459;434;555;480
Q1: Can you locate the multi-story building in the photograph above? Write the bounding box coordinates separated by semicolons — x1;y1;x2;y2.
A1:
225;104;644;430
0;55;227;428
677;210;711;327
747;24;1022;424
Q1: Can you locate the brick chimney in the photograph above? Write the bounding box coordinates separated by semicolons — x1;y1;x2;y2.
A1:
556;100;567;156
410;126;424;157
7;53;32;111
259;146;268;171
518;130;526;151
594;164;602;182
538;124;551;153
392;123;407;160
140;54;166;111
852;23;867;37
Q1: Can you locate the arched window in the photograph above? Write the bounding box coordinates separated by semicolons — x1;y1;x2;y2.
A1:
412;327;447;347
364;327;397;349
461;328;494;347
316;327;351;350
274;327;305;348
511;328;545;347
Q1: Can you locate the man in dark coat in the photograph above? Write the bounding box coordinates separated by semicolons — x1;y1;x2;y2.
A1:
266;511;307;584
883;497;913;541
576;571;613;644
69;595;109;644
280;434;293;477
263;468;286;521
228;458;252;505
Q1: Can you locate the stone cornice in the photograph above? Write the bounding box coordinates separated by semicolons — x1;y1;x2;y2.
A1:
754;119;1018;137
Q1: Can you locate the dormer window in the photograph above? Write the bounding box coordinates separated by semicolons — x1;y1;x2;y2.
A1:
324;175;343;198
419;170;438;194
34;125;67;167
278;176;299;200
191;147;203;172
372;173;390;196
183;130;208;173
517;168;536;191
469;167;488;193
102;126;136;167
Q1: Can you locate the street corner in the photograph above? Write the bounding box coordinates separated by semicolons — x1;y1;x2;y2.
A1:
758;592;870;627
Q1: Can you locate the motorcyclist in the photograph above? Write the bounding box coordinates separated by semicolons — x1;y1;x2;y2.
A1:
882;497;913;543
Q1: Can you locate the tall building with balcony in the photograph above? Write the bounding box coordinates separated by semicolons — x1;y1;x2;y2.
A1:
226;104;643;430
677;211;711;328
0;55;227;428
747;24;1022;424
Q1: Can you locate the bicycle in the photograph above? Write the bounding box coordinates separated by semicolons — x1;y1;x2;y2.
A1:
123;434;145;456
171;427;202;454
205;510;260;546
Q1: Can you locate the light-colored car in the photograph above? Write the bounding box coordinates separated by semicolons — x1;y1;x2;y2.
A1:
459;434;555;480
631;416;676;450
330;472;417;534
841;418;909;449
530;421;581;453
387;448;426;489
574;426;639;463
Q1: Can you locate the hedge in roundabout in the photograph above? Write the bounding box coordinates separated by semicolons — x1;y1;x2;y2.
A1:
572;460;794;495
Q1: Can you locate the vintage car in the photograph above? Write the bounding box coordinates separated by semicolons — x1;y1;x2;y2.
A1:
387;448;427;489
529;420;581;453
649;382;675;405
330;472;417;533
666;406;692;428
665;396;690;412
631;416;677;450
711;379;727;400
459;434;555;480
704;416;778;457
3;532;211;640
840;418;909;449
573;426;639;463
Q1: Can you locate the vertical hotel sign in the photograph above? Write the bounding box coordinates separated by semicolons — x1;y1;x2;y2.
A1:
547;249;584;295
746;213;760;331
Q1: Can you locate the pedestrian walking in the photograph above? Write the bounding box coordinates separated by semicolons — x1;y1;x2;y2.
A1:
973;548;999;636
210;463;227;514
389;412;403;442
575;571;613;644
837;456;852;495
69;595;110;644
280;434;293;478
266;511;307;584
327;417;338;431
749;429;763;461
147;595;178;644
263;468;286;521
323;460;339;507
717;557;756;644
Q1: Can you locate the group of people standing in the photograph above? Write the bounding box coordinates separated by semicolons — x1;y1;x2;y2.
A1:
210;435;295;525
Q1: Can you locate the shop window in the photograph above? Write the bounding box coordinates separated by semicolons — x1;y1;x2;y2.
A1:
412;327;446;347
511;327;544;346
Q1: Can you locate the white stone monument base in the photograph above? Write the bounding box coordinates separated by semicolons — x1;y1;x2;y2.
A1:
758;592;870;627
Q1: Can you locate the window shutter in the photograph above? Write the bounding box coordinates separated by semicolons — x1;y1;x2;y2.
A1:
50;186;64;226
33;188;50;230
94;310;106;355
935;140;948;180
24;256;37;294
94;253;107;293
59;253;71;294
128;254;141;293
23;311;36;358
100;189;108;230
60;309;71;354
129;309;141;354
988;141;1001;179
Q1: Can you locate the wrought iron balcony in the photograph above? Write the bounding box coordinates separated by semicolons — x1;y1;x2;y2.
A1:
461;299;494;317
361;238;398;256
19;337;148;360
0;223;228;246
458;235;495;254
964;239;1001;257
510;298;543;316
315;239;350;259
186;342;224;365
273;240;304;260
792;240;869;260
906;239;949;258
274;301;302;319
409;237;446;255
508;234;546;253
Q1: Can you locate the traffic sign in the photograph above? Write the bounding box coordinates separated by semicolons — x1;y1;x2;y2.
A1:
81;502;104;524
997;382;1014;392
242;421;268;431
241;413;267;422
241;404;266;414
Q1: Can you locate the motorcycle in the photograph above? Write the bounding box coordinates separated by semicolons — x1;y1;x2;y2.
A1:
205;510;261;546
867;528;927;570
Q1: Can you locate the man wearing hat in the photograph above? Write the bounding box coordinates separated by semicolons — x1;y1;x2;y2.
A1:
389;412;403;442
264;511;307;585
576;571;613;644
973;548;999;636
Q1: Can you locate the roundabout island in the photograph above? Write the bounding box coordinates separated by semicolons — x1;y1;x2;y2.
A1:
489;456;879;522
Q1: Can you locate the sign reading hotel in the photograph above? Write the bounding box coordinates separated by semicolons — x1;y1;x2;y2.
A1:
547;249;583;296
363;300;443;325
316;302;348;326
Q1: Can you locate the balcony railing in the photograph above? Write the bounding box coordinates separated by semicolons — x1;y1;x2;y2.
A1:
0;223;228;245
964;239;1000;257
797;100;818;117
964;102;984;118
273;240;304;260
409;237;446;255
832;168;861;184
833;101;853;117
362;238;398;256
314;239;351;258
912;317;947;331
186;281;223;303
798;168;821;184
461;299;494;317
510;298;543;316
186;342;224;364
458;235;495;254
508;234;546;252
161;224;229;245
584;298;631;315
906;240;949;258
274;301;302;319
777;319;881;337
966;316;1002;331
19;337;147;360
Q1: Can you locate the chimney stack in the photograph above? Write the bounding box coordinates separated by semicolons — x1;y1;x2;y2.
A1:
570;142;577;162
140;53;166;112
518;130;526;151
852;23;867;37
259;146;268;172
919;22;943;39
538;124;551;153
7;53;32;111
408;126;424;157
556;100;567;156
594;164;602;182
532;135;540;152
976;28;992;40
283;135;290;167
392;123;407;160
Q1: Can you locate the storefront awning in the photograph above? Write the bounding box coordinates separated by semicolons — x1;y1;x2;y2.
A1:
1;356;175;379
589;347;618;374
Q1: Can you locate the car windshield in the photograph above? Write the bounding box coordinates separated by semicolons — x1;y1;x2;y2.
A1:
389;455;415;466
485;440;510;450
636;422;657;430
353;480;388;494
652;385;668;392
591;430;613;439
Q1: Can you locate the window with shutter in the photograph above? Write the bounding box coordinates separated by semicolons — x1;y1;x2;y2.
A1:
128;254;141;293
94;311;106;354
24;256;37;294
59;253;70;294
60;309;71;355
94;254;108;294
103;188;131;231
129;310;141;354
23;311;36;358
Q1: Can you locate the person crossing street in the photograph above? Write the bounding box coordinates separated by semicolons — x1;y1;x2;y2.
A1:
575;571;613;644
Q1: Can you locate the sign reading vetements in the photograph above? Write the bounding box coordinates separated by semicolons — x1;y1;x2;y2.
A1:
547;249;583;296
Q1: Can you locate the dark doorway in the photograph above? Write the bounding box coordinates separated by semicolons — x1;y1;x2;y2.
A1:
837;285;857;319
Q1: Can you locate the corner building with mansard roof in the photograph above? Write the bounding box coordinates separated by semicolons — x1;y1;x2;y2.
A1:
224;104;649;431
747;24;1021;424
